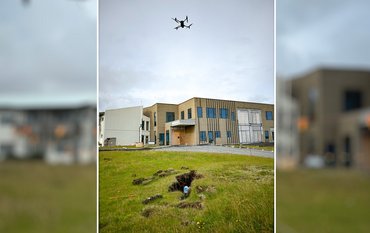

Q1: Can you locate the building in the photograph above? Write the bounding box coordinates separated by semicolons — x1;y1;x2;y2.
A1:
289;68;370;168
0;105;96;164
143;97;274;146
276;78;299;169
99;106;150;146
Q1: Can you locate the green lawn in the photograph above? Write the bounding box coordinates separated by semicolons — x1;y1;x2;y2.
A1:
277;169;370;233
99;151;274;233
0;161;96;233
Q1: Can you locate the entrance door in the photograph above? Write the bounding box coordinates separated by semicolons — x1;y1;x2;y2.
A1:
166;130;170;145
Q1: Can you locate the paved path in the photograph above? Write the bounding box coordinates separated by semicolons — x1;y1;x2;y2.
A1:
154;145;274;158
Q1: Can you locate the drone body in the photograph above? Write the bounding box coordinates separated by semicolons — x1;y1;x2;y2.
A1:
172;16;193;30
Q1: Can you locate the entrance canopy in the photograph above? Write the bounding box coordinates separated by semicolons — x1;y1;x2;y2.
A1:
169;119;195;127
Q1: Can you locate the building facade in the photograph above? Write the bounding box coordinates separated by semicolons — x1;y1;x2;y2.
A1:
144;97;274;146
100;106;150;146
290;68;370;169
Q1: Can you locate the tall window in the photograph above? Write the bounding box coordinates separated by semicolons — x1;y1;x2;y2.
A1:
200;131;206;142
219;108;229;119
188;108;192;119
181;111;184;120
206;107;216;118
197;107;203;118
154;112;157;126
141;120;144;129
231;112;235;121
266;111;273;120
344;90;362;111
166;112;175;122
227;131;232;138
146;121;149;131
215;131;221;138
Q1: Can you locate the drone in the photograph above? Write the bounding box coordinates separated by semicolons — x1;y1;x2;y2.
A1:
172;16;193;30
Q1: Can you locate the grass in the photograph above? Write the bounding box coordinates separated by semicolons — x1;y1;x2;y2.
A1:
99;151;274;233
277;169;370;233
0;161;96;233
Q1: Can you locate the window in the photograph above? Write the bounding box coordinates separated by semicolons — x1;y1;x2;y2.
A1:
227;131;232;138
166;112;175;122
265;130;269;140
181;111;184;120
344;91;362;111
231;112;235;121
146;121;149;131
200;131;206;142
141;120;144;129
208;131;214;143
206;107;216;118
188;108;192;119
219;108;229;119
197;107;203;118
154;112;157;126
266;111;273;120
215;131;221;138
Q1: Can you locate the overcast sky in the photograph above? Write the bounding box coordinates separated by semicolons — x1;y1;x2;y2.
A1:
99;0;274;111
0;0;96;107
277;0;370;79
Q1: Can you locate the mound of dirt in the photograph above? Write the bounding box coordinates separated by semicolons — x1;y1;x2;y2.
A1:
142;194;163;204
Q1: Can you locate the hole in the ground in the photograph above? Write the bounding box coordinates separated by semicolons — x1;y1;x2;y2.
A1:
168;170;198;192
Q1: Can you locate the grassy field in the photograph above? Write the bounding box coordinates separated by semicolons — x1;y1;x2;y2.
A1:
99;151;274;233
0;161;96;233
277;169;370;233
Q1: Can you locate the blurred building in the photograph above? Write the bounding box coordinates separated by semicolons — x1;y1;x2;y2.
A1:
289;68;370;169
276;79;299;169
0;105;96;164
99;106;150;146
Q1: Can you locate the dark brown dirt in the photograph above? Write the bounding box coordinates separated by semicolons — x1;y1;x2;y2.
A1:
177;201;203;209
142;194;163;204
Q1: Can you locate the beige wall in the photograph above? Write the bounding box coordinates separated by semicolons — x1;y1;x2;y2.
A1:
145;97;274;146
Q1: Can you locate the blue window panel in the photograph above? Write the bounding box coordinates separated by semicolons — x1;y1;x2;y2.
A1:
188;108;192;119
199;131;206;141
215;131;221;138
266;111;273;120
227;131;232;138
166;112;175;122
265;130;269;140
181;111;184;120
197;107;203;118
231;112;235;121
206;108;216;118
219;108;229;119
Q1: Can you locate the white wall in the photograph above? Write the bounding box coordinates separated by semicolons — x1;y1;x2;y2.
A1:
104;106;143;146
